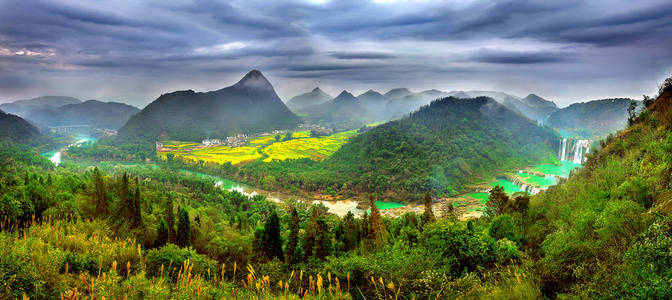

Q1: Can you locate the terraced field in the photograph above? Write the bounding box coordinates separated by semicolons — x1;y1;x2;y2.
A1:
159;129;358;165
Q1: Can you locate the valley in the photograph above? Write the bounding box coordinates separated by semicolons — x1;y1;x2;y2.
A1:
1;2;670;296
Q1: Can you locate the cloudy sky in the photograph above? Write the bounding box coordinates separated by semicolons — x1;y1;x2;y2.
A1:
1;0;671;107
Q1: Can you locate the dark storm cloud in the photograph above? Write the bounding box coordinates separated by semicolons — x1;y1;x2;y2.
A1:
473;51;570;64
0;0;670;106
329;51;396;59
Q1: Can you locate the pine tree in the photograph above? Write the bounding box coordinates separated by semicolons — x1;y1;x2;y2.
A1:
131;186;142;227
421;191;436;226
165;195;176;243
286;207;300;265
177;206;191;247
92;167;108;216
364;193;389;252
303;208;318;261
155;217;169;248
314;218;331;260
260;211;283;261
342;211;359;251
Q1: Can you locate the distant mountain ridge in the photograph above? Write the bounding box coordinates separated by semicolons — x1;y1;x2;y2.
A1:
301;91;372;130
25;100;140;129
119;70;300;141
0;96;81;116
547;98;639;137
286;87;332;112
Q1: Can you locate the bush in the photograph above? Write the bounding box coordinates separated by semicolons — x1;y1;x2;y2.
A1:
489;215;519;244
421;220;496;276
145;244;218;281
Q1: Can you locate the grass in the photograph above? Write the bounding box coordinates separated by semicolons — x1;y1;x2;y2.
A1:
160;129;359;165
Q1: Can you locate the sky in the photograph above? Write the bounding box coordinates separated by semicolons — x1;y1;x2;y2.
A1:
1;0;671;108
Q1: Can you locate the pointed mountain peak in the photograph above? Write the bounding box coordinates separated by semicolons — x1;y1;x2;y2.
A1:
336;90;355;98
234;69;273;90
312;87;323;93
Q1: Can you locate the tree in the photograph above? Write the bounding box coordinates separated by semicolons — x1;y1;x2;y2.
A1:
285;207;300;265
131;186;143;227
341;211;359;251
488;214;519;244
628;100;638;126
421;191;436;226
274;134;281;142
363;194;389;252
314;218;331;259
303;208;318;261
176;206;191;247
485;186;510;217
258;211;283;261
165;195;176;243
92;168;108;216
155;217;169;248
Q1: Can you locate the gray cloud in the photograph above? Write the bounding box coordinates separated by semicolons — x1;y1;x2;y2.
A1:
0;0;670;106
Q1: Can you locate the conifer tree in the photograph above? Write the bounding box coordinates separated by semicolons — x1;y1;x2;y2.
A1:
259;210;283;261
177;206;191;247
131;185;142;227
314;218;331;259
303;208;318;261
342;211;359;251
286;207;300;265
155;217;169;248
92;167;108;216
421;191;436;226
364;193;389;251
165;195;176;243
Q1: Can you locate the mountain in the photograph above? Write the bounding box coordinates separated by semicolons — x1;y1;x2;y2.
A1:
119;70;300;141
23;100;140;129
285;87;332;112
0;110;40;143
247;96;558;200
0;96;81;116
384;88;412;99
447;91;559;123
546;98;639;137
357;90;389;120
302;91;373;130
383;88;449;120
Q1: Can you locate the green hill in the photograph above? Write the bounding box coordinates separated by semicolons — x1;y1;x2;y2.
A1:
526;81;672;297
24;100;140;129
119;70;300;142
243;96;558;200
0;110;40;143
547;98;639;137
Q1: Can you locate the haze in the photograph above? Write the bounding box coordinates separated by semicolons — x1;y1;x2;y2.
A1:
1;0;671;107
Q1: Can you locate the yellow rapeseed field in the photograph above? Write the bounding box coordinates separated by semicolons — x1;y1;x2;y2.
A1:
159;129;358;165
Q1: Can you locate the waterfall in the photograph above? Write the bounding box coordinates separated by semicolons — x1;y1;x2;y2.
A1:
572;140;591;164
559;138;567;161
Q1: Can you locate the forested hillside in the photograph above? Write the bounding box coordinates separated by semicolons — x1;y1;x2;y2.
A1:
0;110;41;143
547;98;639;137
241;97;558;200
522;78;672;297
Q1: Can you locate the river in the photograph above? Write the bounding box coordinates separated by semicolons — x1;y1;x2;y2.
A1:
45;136;585;218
